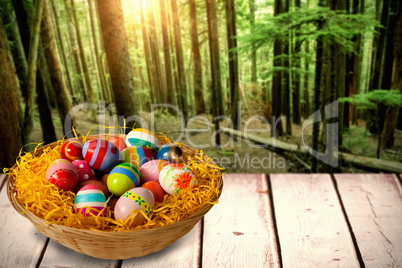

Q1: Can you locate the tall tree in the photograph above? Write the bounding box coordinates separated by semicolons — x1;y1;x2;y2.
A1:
352;0;364;124
97;0;141;130
69;0;96;104
41;0;75;135
283;0;292;135
292;0;302;125
171;0;188;122
271;0;284;137
249;0;257;86
225;0;240;128
140;0;155;104
159;0;175;105
23;0;44;144
0;17;23;170
189;0;206;114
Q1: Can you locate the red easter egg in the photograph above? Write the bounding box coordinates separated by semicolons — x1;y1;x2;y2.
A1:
61;140;84;162
82;139;120;172
46;159;79;191
142;181;165;203
72;159;97;183
108;136;127;152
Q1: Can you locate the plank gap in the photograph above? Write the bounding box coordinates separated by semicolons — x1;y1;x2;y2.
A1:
330;174;366;268
267;173;283;268
199;217;205;268
35;238;50;268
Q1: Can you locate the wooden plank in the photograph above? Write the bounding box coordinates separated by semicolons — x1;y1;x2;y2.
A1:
202;174;280;268
0;175;49;267
270;174;360;267
38;240;118;268
121;222;201;268
335;174;402;267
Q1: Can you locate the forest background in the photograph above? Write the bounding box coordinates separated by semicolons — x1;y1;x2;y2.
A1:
0;0;401;173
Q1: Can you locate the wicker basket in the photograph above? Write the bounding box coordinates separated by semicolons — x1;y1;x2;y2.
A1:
6;135;223;259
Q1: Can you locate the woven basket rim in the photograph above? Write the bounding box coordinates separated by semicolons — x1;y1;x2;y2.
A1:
7;134;223;235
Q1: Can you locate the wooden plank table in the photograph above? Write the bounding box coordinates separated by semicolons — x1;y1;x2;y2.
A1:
1;173;401;267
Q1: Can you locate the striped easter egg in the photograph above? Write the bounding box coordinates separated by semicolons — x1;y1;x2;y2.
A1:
61;139;83;162
74;184;107;216
107;163;141;196
82;139;120;172
125;128;162;152
120;146;156;168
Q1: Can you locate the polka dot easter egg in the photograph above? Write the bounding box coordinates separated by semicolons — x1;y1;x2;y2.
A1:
72;159;96;183
125;128;161;152
107;163;141;196
114;187;155;226
120;146;156;168
74;184;107;217
159;163;198;195
61;140;84;162
46;159;79;191
156;143;183;163
82;139;120;172
139;160;170;184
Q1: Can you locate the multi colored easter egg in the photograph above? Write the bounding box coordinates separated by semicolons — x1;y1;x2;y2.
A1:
120;146;156;168
114;187;155;226
46;159;79;191
74;184;107;216
108;136;127;152
139;160;170;184
159;164;198;195
82;139;120;172
125;128;161;152
142;181;165;203
107;163;141;196
61;140;84;162
156;143;183;163
72;159;96;182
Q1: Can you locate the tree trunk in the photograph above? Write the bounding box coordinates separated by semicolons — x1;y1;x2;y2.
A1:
189;0;206;115
171;0;188;122
23;0;44;144
292;0;302;125
303;40;310;118
283;0;292;135
69;0;96;104
140;0;155;104
271;0;284;137
0;17;23;170
160;0;175;106
225;0;240;129
249;0;257;86
147;4;165;103
41;0;75;135
311;0;325;172
97;0;141;130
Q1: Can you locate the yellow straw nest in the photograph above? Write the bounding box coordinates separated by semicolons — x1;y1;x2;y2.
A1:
5;131;223;233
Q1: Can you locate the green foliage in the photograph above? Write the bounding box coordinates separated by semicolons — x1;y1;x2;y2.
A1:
238;7;380;54
343;126;376;157
339;90;402;110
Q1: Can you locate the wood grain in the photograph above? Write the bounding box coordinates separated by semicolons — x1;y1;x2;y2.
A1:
0;175;48;268
202;174;280;268
270;174;360;267
121;222;202;268
335;174;402;267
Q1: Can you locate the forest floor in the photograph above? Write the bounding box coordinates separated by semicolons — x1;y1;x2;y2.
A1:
29;104;402;174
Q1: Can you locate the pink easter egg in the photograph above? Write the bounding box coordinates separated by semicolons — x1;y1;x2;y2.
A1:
46;159;79;191
139;160;170;184
72;159;97;183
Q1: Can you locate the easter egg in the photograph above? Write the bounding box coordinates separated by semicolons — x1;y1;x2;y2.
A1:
101;173;109;185
107;197;119;212
114;187;155;226
72;159;96;182
75;180;110;198
108;136;127;152
125;128;161;152
139;160;170;184
107;163;141;196
142;181;165;203
82;139;120;172
74;184;107;216
46;159;79;191
156;143;183;163
61;140;84;162
120;146;156;168
159;164;198;195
